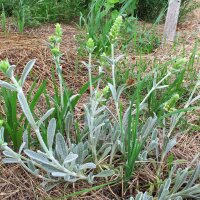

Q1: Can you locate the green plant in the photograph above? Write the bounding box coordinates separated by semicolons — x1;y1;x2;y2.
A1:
0;61;47;150
1;4;6;32
17;0;25;33
129;164;200;199
81;0;138;53
0;20;199;198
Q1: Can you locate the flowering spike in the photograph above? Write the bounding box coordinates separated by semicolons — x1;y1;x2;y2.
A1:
55;23;63;37
0;59;10;74
164;94;180;112
109;16;123;43
86;38;95;52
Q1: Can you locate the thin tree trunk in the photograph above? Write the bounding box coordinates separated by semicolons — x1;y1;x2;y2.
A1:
163;0;181;44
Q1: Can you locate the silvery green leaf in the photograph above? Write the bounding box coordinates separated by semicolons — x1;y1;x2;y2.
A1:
51;172;67;177
70;94;80;102
163;138;176;157
169;165;177;178
101;55;113;65
190;95;200;104
156;85;169;89
185;165;200;189
87;172;94;184
141;116;157;138
99;146;111;162
65;113;73;135
0;80;17;91
153;71;158;87
159;179;171;199
24;149;50;164
23;130;28;149
56;133;68;161
40;163;62;173
19;142;26;154
174;197;183;200
63;153;78;165
64;176;80;183
95;106;106;115
173;168;189;193
18;92;36;128
27;160;36;172
47;118;56;152
2;158;19;163
3;150;15;157
94;170;114;178
79;163;96;170
135;192;143;200
116;84;126;101
37;108;55;127
115;54;124;63
108;83;117;101
6;65;15;78
20;59;36;86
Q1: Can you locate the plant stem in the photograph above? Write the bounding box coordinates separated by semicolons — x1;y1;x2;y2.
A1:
88;52;93;98
55;58;64;109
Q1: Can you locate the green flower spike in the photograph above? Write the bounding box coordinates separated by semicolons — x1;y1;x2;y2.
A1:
0;59;10;74
173;58;187;69
51;48;61;57
109;15;123;43
164;93;180;112
86;38;95;52
55;23;63;37
102;85;109;96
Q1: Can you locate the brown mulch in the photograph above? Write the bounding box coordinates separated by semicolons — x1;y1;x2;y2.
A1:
0;23;88;93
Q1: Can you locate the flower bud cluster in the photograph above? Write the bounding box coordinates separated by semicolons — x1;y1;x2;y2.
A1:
109;16;123;43
0;59;10;74
49;23;63;57
164;93;179;112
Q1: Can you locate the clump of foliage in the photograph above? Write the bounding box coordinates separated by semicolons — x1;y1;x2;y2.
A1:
137;0;200;22
0;0;90;28
0;19;200;199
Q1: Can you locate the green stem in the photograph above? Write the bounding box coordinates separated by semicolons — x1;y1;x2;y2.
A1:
88;53;93;98
55;57;64;109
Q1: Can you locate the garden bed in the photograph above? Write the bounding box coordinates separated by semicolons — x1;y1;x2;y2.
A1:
0;10;200;200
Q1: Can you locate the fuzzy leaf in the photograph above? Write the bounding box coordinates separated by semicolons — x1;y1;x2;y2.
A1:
47;118;56;152
94;170;114;178
20;59;36;86
24;149;50;164
79;163;96;170
56;133;68;161
63;153;78;165
2;158;19;164
0;80;17;91
18;92;36;128
37;108;55;127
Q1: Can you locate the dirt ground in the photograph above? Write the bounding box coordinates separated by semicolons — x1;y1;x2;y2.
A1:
0;6;200;200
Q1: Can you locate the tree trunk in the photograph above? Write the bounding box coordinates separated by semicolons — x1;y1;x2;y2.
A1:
163;0;181;44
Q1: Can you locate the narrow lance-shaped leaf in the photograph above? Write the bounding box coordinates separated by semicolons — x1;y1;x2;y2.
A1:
47;118;56;152
56;133;68;161
20;59;36;86
37;108;55;127
0;80;17;91
18;92;36;128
